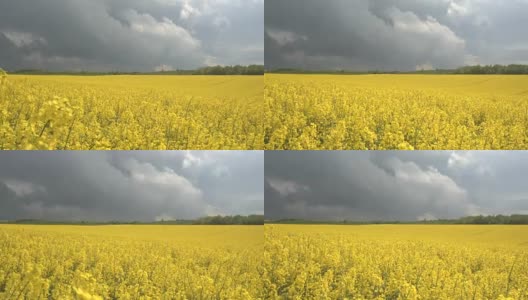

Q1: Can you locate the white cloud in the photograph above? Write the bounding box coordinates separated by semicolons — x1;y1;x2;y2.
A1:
394;161;466;196
125;159;202;198
155;213;175;221
181;151;231;177
389;8;465;48
447;0;471;17
448;152;474;168
417;212;437;221
122;9;200;49
154;64;174;71
416;62;434;70
387;158;473;217
204;55;221;66
180;0;201;20
1;30;47;47
3;179;46;197
266;177;309;197
204;204;224;216
265;28;307;47
182;151;203;168
447;152;492;176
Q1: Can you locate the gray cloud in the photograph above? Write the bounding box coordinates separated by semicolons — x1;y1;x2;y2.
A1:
0;151;263;221
265;151;528;221
0;0;263;71
265;0;528;71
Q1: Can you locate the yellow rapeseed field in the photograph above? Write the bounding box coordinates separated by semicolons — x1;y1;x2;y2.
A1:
265;74;528;150
0;75;263;150
0;225;264;299
264;225;528;300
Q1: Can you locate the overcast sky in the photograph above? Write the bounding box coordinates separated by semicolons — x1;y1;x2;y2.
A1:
0;0;263;71
265;0;528;71
0;151;263;221
265;151;528;221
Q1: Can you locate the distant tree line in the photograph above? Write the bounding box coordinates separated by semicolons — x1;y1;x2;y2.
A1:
436;214;528;224
1;215;264;225
157;215;263;225
192;65;263;75
454;64;528;74
191;214;264;225
156;65;264;75
266;68;448;75
8;65;264;76
267;215;528;225
267;64;528;75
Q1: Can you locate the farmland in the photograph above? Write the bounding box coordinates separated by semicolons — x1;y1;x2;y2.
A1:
264;225;528;299
264;74;528;150
0;75;263;150
0;225;264;299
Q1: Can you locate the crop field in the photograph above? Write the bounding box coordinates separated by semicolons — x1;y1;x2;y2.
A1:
0;225;264;299
0;74;263;150
264;225;528;299
265;74;528;150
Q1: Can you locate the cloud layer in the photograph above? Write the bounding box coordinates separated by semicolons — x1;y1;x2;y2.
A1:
0;0;263;71
265;0;528;70
0;151;263;221
265;151;528;221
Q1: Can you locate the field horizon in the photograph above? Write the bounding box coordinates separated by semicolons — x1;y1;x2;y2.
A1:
0;214;265;225
265;214;528;225
265;64;528;75
1;64;264;76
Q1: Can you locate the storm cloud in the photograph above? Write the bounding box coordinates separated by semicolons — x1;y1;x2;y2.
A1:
265;151;528;221
0;151;263;221
0;0;263;71
265;0;528;71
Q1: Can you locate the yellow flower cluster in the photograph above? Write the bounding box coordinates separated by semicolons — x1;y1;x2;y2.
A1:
264;225;528;300
0;75;263;150
0;225;264;300
265;74;528;150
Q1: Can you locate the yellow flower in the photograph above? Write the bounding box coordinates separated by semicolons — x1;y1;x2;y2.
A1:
264;74;528;150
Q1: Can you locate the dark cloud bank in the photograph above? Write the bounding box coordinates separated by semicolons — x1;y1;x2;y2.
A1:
0;151;263;221
265;0;528;71
265;151;528;221
0;0;263;71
